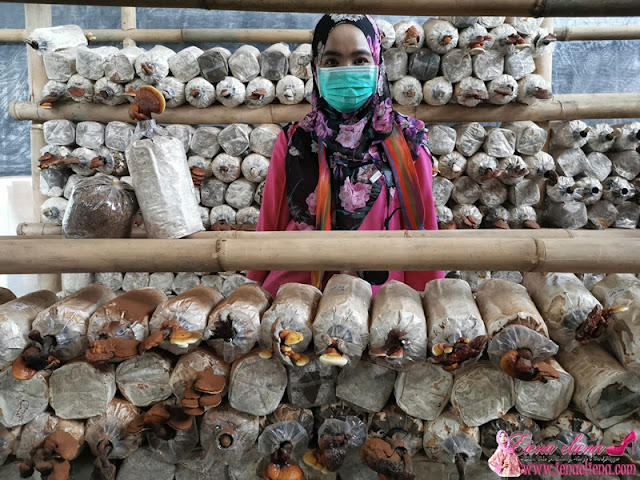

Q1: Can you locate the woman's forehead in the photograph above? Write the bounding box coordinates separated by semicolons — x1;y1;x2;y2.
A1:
323;23;372;55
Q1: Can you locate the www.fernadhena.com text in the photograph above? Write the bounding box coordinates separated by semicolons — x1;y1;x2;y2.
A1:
522;461;636;476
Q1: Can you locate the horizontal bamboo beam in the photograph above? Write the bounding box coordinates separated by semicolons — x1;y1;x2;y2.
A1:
4;0;640;17
0;29;25;42
554;24;640;42
86;28;314;44
1;235;639;274
2;26;640;44
14;223;640;240
10;93;640;125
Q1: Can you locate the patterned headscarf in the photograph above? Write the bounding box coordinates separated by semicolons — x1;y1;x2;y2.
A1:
284;14;429;231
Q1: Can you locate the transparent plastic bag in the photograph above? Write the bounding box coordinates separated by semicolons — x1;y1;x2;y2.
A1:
149;286;224;355
369;280;427;369
313;275;372;367
259;283;321;367
522;272;602;352
204;284;272;363
62;176;138;239
258;421;309;460
84;398;142;459
487;324;559;369
32;284;116;362
147;416;199;464
199;405;260;466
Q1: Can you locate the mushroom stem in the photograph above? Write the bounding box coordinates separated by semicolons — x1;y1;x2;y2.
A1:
90;439;116;480
210;316;237;341
370;329;408;360
575;304;628;344
454;453;468;480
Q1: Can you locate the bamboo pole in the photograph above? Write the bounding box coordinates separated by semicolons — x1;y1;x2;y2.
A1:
2;26;640;44
4;0;640;17
0;29;25;42
1;236;639;274
120;7;136;48
554;25;640;42
13;223;640;240
0;27;314;44
25;4;61;293
534;16;553;167
87;28;313;44
10;93;640;125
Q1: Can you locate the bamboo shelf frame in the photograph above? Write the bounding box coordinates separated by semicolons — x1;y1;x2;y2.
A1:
6;3;640;284
3;25;640;44
1;235;639;274
14;223;640;240
11;93;640;125
6;0;640;17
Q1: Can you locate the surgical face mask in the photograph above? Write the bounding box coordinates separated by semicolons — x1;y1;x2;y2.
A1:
317;65;379;113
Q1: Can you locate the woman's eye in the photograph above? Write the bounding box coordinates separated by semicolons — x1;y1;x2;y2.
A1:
323;58;338;66
355;57;371;65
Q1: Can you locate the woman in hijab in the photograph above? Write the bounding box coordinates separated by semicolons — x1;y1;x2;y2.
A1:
488;430;524;477
247;14;443;297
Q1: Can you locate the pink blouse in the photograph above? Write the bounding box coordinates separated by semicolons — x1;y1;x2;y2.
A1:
247;130;445;297
488;449;524;477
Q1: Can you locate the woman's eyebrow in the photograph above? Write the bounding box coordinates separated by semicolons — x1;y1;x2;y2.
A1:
322;49;373;58
352;49;373;57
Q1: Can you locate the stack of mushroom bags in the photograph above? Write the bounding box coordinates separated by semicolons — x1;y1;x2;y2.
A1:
39;16;553;111
1;269;639;480
430;119;640;236
545;120;640;230
39;119;276;234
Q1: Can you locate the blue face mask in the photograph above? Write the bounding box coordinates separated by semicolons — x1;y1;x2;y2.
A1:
317;65;379;113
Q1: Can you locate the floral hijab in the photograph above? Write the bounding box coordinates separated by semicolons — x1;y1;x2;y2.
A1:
284;14;429;231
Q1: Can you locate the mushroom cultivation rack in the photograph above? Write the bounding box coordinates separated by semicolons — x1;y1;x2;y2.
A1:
2;4;640;480
2;2;640;285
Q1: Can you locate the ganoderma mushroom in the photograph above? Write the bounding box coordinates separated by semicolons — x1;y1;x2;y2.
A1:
361;435;415;480
126;404;192;441
429;336;489;372
86;338;141;363
140;319;202;352
576;305;627;344
19;432;79;480
264;441;304;480
303;416;366;473
179;369;226;416
128;85;166;121
499;348;560;383
12;330;60;380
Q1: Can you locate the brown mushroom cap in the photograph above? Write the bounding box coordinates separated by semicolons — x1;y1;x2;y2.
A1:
145;404;171;425
194;369;226;394
48;459;71;480
11;350;39;380
198;393;222;408
126;415;147;434
183;407;205;416
43;432;79;461
182;385;200;400
169;328;202;346
128;85;166;121
181;397;200;409
167;409;193;431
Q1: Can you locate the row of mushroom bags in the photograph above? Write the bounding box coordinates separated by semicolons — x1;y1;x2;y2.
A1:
32;16;553;109
37;118;640;243
0;271;639;479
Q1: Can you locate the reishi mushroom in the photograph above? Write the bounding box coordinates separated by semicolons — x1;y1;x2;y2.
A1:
128;85;166;121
